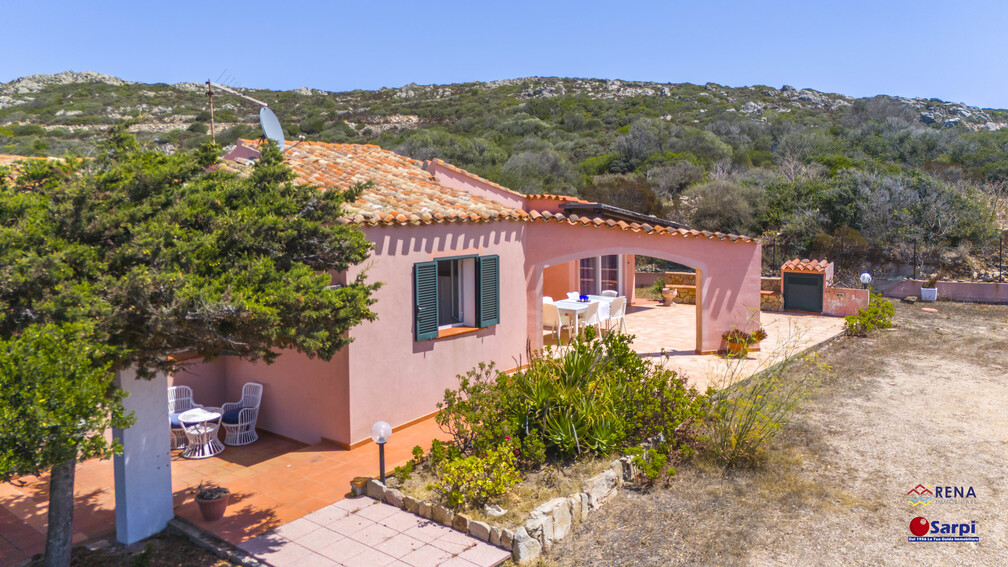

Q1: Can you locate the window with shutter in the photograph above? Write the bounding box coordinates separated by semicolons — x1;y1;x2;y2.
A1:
476;255;499;327
414;261;439;341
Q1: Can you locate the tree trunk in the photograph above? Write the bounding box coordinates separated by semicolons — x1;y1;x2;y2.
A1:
44;456;76;567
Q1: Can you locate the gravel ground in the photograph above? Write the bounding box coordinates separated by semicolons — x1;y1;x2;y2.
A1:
546;301;1008;566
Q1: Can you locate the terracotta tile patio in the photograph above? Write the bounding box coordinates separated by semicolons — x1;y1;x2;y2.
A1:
545;300;846;390
0;416;449;564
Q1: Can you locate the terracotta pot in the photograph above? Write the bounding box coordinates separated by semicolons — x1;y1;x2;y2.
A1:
351;477;369;497
196;493;230;522
725;340;749;357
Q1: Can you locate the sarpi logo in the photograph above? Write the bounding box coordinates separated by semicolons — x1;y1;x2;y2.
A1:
906;484;975;505
908;516;979;542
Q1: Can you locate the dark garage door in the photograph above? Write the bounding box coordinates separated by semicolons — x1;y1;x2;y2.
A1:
783;273;824;312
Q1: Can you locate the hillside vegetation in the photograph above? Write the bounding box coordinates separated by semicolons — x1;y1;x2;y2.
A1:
2;72;1007;279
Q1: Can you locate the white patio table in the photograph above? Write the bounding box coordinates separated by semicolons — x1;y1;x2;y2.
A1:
552;295;615;343
178;407;225;459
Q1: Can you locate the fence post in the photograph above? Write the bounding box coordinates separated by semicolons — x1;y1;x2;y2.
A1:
912;239;917;280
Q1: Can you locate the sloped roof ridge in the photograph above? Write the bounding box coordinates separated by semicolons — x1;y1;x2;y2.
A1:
424;158;525;198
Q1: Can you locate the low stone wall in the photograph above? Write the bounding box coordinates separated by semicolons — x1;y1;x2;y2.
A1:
761;292;783;311
663;271;696;286
760;277;781;292
364;457;633;564
669;285;696;305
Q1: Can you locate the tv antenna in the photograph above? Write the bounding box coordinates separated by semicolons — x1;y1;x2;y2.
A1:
205;80;285;152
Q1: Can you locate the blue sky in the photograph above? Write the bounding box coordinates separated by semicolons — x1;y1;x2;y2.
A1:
4;0;1008;109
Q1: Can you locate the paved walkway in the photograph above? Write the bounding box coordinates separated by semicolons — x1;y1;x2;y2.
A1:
239;497;510;567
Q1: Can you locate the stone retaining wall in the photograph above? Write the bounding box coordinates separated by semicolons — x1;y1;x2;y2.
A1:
364;457;634;564
663;271;696;286
761;292;783;311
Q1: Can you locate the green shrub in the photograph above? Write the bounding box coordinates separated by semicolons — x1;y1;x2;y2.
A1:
626;445;674;488
427;442;521;509
844;293;894;337
437;331;707;468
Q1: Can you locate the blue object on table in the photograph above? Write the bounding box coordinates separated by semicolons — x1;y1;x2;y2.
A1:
579;294;589;302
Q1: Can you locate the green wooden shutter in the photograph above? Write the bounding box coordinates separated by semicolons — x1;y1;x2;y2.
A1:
476;255;500;328
414;261;439;340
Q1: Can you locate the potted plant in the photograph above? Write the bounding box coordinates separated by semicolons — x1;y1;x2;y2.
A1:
194;482;230;522
350;476;370;497
920;274;938;302
722;328;768;357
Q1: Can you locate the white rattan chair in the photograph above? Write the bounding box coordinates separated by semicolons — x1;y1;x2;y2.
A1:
601;290;618;298
567;291;580;300
607;296;628;333
180;407;225;459
221;382;263;446
168;385;201;450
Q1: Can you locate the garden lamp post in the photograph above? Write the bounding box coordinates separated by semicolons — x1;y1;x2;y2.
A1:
860;272;872;290
371;421;392;484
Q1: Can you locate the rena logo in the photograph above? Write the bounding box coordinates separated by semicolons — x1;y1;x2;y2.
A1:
907;485;933;506
906;484;975;505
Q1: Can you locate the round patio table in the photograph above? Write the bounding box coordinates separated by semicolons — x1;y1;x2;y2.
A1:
178;407;225;459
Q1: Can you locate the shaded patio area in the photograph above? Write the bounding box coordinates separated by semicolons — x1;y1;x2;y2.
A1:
0;416;448;564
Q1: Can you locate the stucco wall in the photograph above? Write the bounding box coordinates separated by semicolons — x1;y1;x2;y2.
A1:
346;223;529;446
428;164;526;209
876;279;1008;304
543;261;578;301
167;357;226;409
222;349;350;445
823;287;869;317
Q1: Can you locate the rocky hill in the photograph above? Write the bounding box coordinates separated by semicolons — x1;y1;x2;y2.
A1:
2;71;1007;281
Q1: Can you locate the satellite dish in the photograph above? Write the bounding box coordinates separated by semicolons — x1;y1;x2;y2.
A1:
259;107;285;152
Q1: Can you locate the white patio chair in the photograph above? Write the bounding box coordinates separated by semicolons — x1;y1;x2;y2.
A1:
543;303;569;345
180;407;225;459
567;291;580;300
221;382;263;446
543;296;554;304
579;301;603;337
168;385;202;450
608;296;628;333
601;290;618;298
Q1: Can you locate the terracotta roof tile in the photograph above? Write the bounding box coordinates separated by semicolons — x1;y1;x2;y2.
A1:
223;139;758;244
526;193;592;204
781;258;831;272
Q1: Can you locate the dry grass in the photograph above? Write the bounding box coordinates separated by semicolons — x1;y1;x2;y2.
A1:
28;532;231;567
397;457;612;526
634;284;663;302
546;301;1008;566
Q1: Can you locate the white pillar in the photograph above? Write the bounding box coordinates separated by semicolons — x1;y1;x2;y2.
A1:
113;368;174;544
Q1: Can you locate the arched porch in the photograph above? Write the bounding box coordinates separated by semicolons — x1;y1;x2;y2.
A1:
523;222;762;354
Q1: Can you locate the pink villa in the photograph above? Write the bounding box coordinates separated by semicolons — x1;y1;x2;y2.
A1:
103;140;764;543
170;140;763;449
